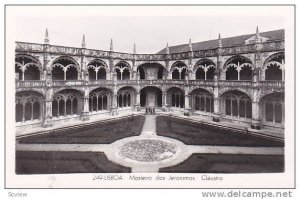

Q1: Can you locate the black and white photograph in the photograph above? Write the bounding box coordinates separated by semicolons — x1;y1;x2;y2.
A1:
4;5;295;189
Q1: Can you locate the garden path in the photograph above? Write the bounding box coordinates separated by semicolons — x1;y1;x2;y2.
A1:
140;115;157;136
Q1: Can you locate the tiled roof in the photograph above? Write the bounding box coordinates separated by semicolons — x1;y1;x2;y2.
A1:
157;29;284;54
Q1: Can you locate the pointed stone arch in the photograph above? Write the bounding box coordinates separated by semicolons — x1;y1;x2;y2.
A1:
193;59;216;80
51;56;80;80
170;61;188;80
15;54;43;80
190;88;214;113
52;89;84;117
220;90;252;119
15;91;44;123
89;87;113;112
114;61;132;80
87;59;109;80
224;55;254;80
166;87;185;108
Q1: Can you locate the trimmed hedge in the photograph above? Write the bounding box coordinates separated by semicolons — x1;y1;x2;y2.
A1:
18;115;145;144
160;153;284;173
16;151;130;174
156;116;283;147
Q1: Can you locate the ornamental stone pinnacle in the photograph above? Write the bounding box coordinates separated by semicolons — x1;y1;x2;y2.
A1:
44;28;49;44
133;43;136;54
255;26;261;43
82;34;86;48
218;33;222;48
110;39;114;51
166;43;170;54
189;38;192;51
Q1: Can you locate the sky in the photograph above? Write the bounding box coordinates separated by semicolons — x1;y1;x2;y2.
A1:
8;6;288;54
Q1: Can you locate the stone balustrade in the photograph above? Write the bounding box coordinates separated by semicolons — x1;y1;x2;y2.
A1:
52;80;85;87
218;80;253;87
16;79;285;90
88;80;114;86
16;80;46;87
258;81;285;88
189;80;215;86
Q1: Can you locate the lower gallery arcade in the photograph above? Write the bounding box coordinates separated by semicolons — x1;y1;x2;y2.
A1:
15;87;284;131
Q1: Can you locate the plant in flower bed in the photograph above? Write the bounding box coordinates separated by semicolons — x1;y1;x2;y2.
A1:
119;139;178;162
18;115;145;144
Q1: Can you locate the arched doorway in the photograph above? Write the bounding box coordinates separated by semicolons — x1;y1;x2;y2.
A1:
140;86;162;107
15;91;43;123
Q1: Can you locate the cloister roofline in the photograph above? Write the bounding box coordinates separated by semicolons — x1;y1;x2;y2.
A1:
16;41;168;56
157;29;284;54
15;29;284;56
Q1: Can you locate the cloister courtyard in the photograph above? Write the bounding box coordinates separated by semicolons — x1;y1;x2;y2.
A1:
16;112;284;174
14;27;285;175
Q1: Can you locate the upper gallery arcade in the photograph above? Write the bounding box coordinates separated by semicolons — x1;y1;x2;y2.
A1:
15;27;285;133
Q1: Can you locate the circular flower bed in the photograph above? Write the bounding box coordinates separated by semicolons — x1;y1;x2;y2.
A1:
119;139;178;162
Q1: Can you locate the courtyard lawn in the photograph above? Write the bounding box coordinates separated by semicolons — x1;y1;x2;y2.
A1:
160;153;284;173
16;151;130;174
156;116;283;147
18;115;145;144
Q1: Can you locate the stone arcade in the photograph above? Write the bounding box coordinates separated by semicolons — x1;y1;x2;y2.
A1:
15;27;285;134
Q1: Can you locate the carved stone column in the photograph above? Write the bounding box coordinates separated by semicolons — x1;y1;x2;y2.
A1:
213;98;221;122
212;87;221;122
43;100;53;127
162;91;169;112
251;101;261;130
251;89;261;130
43;42;50;81
191;71;196;80
43;87;53;127
134;85;141;111
81;96;90;121
253;68;259;88
132;61;137;80
184;86;191;116
110;85;118;116
167;71;172;79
